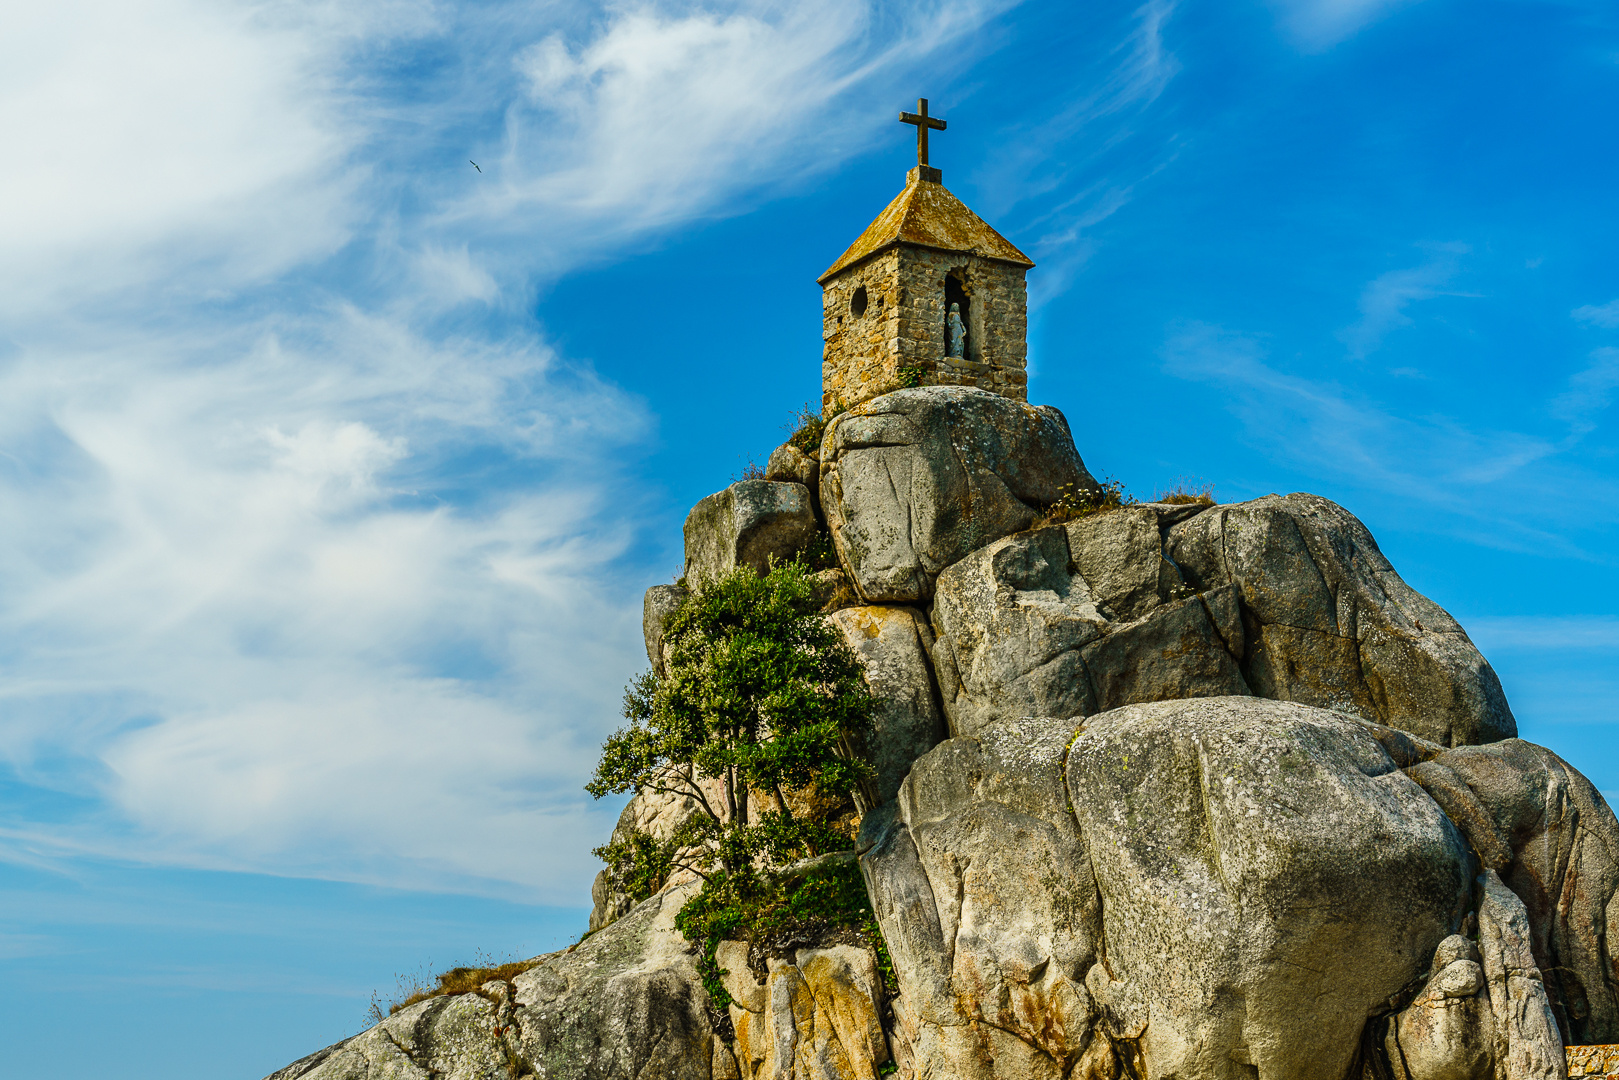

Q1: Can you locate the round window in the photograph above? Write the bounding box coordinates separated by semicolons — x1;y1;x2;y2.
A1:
850;285;868;319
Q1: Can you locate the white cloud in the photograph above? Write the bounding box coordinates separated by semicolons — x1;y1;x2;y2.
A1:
1574;299;1619;329
1269;0;1420;51
0;0;370;321
1339;248;1473;359
1466;616;1619;652
0;0;1031;903
1551;347;1619;435
0;312;648;901
1160;322;1609;553
466;0;1019;269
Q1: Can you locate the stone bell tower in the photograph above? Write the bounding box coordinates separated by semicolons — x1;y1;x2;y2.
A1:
818;99;1034;414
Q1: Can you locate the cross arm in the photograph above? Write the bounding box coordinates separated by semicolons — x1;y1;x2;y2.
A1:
899;111;947;131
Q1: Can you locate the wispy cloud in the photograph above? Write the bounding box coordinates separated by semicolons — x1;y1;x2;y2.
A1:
1339;247;1473;359
1574;299;1619;329
1466;616;1619;651
1550;347;1619;435
1269;0;1421;51
429;0;1025;285
0;313;647;900
976;0;1182;307
0;0;1038;902
0;0;376;323
1160;322;1613;553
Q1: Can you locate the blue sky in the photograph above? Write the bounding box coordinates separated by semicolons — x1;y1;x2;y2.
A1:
1;0;1616;1075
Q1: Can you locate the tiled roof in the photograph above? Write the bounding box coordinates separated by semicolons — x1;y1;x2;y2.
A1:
818;173;1034;282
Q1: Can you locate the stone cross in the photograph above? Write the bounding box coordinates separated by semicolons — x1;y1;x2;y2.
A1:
899;98;947;168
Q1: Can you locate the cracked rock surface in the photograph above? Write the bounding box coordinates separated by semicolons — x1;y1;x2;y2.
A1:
820;386;1098;604
268;385;1619;1080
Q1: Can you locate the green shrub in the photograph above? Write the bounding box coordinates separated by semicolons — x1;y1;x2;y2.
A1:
588;561;880;1008
592;830;675;904
786;402;846;455
1037;476;1133;526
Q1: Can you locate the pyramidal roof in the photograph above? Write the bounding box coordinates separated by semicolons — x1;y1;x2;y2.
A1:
817;170;1034;283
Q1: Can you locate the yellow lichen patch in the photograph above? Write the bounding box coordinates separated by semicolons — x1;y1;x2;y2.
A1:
1568;1045;1619;1079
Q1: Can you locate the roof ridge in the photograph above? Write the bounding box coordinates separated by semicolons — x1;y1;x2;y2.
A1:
818;174;1034;283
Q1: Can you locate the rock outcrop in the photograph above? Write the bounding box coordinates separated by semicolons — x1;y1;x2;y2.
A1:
643;582;689;678
929;490;1515;749
860;715;1099;1079
719;940;892;1080
271;885;722;1080
269;384;1615;1080
820;387;1099;604
1429;740;1619;1046
1163;494;1516;747
827;605;947;807
685;480;818;586
1068;698;1472;1080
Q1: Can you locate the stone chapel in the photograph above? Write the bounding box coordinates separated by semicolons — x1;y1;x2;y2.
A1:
818;101;1034;414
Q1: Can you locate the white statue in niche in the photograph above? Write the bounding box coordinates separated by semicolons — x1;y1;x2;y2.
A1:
947;302;966;360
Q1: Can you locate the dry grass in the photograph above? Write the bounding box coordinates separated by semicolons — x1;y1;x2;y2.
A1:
369;955;540;1022
1152;478;1216;506
391;960;539;1014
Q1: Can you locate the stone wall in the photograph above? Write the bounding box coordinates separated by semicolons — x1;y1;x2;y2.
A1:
821;248;1028;413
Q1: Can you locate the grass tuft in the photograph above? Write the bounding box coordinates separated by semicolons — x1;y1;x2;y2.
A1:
367;951;539;1022
1153;478;1216;506
1036;478;1133;526
786;402;846;455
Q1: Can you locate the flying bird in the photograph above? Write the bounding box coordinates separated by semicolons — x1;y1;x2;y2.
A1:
470;160;481;172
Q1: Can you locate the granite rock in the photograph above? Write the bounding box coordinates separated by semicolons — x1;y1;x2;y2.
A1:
860;716;1102;1080
268;886;718;1080
820;386;1098;604
928;525;1245;740
1163;493;1515;747
1066;697;1474;1080
1434;739;1619;1046
1385;936;1494;1080
765;443;819;490
685;480;818;586
827;606;947;808
642;582;689;678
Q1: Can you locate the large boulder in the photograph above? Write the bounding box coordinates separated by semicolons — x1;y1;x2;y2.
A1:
929;521;1246;740
642;582;689;678
1066;697;1474;1080
827;606;947;807
820;386;1099;604
684;480;818;586
269;885;721;1080
765;442;819;489
859;716;1103;1080
511;884;723;1080
1163;493;1515;746
1425;738;1619;1045
1384;934;1495;1080
929;494;1515;749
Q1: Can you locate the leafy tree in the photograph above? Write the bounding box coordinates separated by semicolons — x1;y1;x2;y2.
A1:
587;559;879;1003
